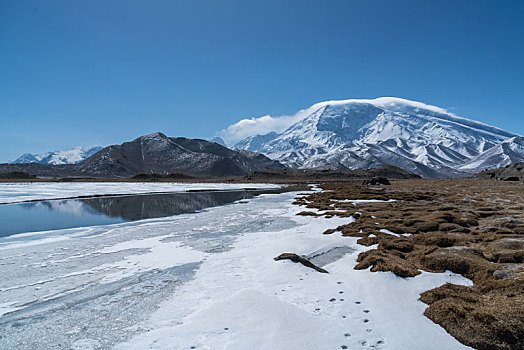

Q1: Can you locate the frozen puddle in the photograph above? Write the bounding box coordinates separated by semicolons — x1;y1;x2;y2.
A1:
0;190;472;349
307;245;356;267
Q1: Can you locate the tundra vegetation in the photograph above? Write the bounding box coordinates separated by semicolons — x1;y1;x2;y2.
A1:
294;179;524;350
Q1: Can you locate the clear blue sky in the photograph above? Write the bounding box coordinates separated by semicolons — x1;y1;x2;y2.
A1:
1;0;523;162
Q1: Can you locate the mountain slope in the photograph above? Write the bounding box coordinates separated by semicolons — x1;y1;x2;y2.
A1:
1;132;285;178
12;146;103;165
233;97;520;177
459;136;524;172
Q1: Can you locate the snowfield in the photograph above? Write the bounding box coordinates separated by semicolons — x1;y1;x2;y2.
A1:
0;186;472;349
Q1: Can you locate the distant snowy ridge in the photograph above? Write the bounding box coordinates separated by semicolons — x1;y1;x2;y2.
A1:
12;146;103;165
231;97;521;177
208;136;228;147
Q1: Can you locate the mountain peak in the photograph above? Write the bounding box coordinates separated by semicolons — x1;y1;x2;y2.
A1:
74;134;285;177
308;97;450;116
140;132;167;140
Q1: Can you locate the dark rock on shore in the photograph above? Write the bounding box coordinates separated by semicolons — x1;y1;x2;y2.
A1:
362;177;390;186
274;253;329;273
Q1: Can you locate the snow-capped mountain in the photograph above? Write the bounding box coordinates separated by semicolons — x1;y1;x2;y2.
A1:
233;97;521;177
12;146;103;165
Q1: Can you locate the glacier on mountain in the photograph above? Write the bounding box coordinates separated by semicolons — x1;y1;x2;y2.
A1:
232;97;521;177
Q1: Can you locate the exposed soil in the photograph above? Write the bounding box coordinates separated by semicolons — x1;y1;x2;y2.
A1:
294;179;524;350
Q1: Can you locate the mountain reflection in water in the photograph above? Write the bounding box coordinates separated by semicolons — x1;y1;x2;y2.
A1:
0;191;254;237
80;191;253;220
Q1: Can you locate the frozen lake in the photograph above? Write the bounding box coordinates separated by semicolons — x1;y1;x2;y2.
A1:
0;182;279;204
0;183;472;350
0;191;256;237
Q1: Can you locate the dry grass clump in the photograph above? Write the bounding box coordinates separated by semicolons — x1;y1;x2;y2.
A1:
420;279;523;350
295;179;524;350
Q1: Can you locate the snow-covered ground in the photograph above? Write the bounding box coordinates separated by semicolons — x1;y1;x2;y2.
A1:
0;186;472;349
0;182;279;204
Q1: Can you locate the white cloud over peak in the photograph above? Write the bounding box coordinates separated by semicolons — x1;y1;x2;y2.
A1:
219;114;302;143
218;101;328;143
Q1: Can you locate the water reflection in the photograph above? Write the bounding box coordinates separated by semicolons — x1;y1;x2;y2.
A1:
0;191;254;237
80;191;253;220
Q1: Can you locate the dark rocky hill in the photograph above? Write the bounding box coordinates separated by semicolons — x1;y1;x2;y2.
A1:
0;133;285;178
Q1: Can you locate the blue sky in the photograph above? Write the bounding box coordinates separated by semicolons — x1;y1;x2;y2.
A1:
1;0;523;162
